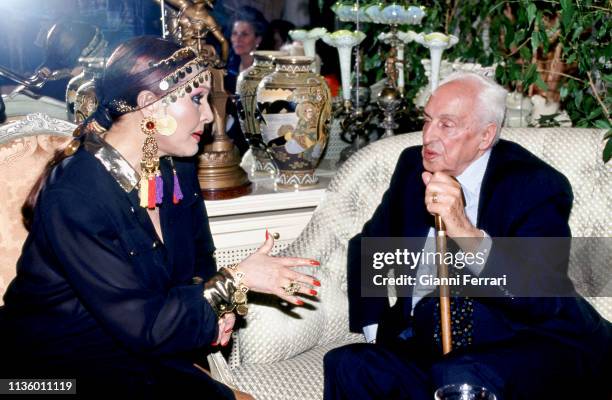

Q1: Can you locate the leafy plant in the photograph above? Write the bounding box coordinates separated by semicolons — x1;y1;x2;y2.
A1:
349;0;611;162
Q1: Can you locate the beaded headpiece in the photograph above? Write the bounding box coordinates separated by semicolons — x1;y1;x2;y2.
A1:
106;47;212;115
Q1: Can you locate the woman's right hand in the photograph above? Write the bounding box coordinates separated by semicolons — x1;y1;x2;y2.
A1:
235;230;321;305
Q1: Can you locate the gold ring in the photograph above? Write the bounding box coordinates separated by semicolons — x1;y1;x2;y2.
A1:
283;281;301;296
432;192;439;203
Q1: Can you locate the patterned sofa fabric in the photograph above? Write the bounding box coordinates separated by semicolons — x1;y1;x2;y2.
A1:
225;127;611;400
0;114;74;304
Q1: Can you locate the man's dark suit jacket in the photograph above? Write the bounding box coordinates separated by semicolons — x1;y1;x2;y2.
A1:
347;139;611;364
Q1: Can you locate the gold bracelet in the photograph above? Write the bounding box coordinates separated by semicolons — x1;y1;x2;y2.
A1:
226;264;249;316
202;265;249;317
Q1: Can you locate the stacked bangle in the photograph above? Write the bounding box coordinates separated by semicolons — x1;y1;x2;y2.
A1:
226;264;249;316
201;264;249;318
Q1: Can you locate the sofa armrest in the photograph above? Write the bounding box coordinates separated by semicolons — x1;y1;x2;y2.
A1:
207;351;237;388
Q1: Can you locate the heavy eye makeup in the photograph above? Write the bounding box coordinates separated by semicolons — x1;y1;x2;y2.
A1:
190;88;209;106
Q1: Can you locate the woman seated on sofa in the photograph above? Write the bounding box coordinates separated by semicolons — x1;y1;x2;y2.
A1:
1;36;320;398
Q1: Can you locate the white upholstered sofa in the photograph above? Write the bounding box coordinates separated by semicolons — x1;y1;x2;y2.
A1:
211;127;612;400
1;120;610;399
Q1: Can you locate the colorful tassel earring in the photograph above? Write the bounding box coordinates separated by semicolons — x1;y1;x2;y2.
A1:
139;116;163;209
169;158;184;204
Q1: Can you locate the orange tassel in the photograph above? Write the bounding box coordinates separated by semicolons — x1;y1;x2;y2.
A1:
148;175;156;209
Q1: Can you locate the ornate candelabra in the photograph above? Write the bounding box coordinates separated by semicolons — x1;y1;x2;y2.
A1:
366;3;425;136
322;29;373;163
289;28;327;60
322;30;366;112
414;32;459;92
378;30;417;94
326;1;426;162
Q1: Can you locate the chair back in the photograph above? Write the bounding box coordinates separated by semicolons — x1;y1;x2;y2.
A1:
0;113;75;304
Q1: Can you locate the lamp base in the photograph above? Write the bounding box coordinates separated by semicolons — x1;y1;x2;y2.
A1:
198;145;252;200
200;181;252;200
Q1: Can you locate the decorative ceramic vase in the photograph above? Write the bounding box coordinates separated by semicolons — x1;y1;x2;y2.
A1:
256;56;331;187
236;51;287;174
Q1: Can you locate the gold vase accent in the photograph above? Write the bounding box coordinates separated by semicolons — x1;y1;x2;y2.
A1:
256;56;331;187
236;50;287;175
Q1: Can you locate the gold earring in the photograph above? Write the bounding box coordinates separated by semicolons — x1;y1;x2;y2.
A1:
139;117;162;209
155;106;177;136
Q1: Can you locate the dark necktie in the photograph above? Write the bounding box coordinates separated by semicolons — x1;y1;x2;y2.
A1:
432;242;474;350
433;295;474;349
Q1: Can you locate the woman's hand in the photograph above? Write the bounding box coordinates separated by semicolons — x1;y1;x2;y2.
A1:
236;230;321;305
212;313;235;347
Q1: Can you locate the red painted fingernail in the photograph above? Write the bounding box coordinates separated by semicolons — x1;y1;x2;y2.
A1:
309;260;321;266
310;289;318;296
313;280;321;287
211;341;217;346
265;229;269;240
225;328;233;334
296;300;305;306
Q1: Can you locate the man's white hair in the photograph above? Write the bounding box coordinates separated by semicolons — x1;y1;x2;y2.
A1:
438;72;508;143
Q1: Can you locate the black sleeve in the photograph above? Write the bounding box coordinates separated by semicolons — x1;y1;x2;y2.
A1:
41;187;219;355
348;147;419;332
183;160;218;282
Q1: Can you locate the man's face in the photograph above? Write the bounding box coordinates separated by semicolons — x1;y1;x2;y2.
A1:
421;81;489;176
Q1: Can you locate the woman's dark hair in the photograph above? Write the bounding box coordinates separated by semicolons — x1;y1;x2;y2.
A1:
91;36;190;128
22;36;194;230
231;6;269;39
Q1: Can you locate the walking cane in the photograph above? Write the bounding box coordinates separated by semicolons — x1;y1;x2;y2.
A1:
435;214;452;354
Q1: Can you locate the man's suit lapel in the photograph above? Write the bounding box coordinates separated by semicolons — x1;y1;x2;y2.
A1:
477;140;511;235
400;151;431;239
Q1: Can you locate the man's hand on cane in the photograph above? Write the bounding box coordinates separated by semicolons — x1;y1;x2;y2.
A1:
422;171;484;252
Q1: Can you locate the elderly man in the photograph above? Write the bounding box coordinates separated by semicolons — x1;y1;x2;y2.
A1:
323;73;611;399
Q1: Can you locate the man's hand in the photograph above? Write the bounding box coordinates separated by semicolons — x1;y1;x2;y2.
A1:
422;171;482;241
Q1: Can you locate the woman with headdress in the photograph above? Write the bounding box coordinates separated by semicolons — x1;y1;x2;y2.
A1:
1;36;320;397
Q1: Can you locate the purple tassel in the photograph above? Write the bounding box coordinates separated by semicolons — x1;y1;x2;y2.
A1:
155;174;163;204
172;169;183;204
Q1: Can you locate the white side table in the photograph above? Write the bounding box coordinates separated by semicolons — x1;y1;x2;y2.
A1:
207;159;336;267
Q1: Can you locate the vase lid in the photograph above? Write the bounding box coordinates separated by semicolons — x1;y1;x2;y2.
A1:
274;56;314;66
250;50;288;61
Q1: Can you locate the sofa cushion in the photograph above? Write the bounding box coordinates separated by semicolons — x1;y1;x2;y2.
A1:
232;336;360;400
